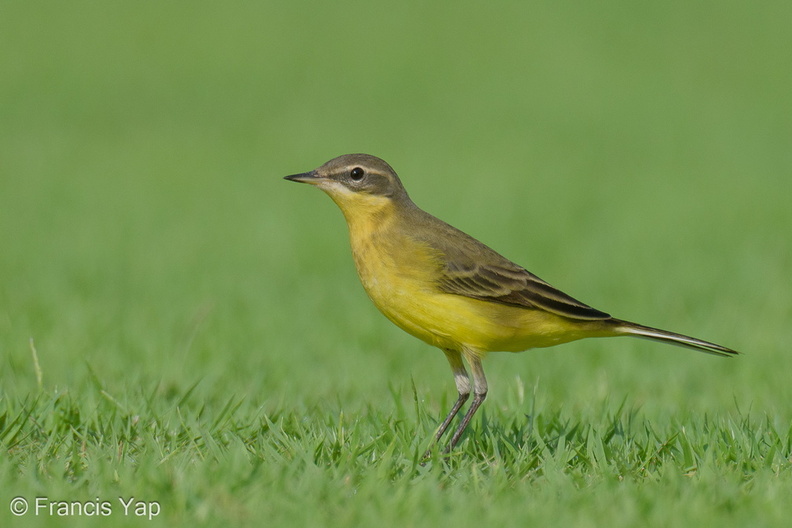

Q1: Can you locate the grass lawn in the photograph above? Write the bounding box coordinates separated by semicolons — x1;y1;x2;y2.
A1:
2;1;791;526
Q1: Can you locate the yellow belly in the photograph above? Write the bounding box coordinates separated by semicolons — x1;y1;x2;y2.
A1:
366;281;598;354
347;217;601;355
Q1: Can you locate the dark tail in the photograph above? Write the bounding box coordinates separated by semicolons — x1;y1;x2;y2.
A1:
611;319;739;358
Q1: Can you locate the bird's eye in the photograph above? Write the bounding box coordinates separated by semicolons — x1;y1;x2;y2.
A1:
350;167;365;181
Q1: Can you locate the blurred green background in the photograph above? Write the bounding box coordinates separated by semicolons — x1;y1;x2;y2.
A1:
2;0;791;408
3;0;791;415
1;0;791;523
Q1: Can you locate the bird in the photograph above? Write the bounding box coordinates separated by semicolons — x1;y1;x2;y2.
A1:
284;153;739;454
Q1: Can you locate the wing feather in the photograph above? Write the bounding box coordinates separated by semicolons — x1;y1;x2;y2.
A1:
404;206;611;321
438;261;610;321
438;253;610;320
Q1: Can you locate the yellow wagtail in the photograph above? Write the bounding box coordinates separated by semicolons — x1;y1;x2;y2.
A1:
285;153;738;452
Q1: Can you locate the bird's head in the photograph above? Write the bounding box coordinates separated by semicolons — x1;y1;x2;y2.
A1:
284;154;410;216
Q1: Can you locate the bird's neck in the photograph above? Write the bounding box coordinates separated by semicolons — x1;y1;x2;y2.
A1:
327;190;409;236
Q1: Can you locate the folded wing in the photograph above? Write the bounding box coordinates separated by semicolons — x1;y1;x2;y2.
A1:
436;259;610;320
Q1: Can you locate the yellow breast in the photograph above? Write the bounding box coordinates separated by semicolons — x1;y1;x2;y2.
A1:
332;191;601;355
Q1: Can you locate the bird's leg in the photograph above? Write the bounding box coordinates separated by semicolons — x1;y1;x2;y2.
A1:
445;353;487;452
422;349;470;459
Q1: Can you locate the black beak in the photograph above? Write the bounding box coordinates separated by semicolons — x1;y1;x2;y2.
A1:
284;170;321;184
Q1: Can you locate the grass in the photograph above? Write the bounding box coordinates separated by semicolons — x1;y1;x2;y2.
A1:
2;0;792;526
3;381;791;526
